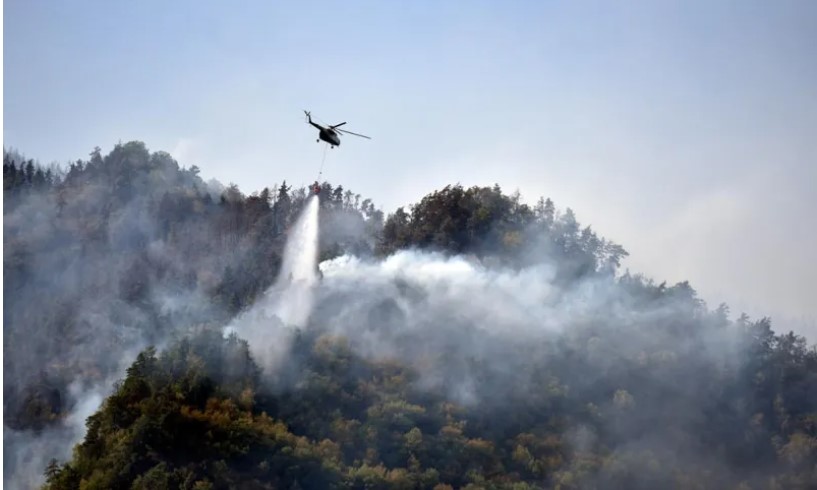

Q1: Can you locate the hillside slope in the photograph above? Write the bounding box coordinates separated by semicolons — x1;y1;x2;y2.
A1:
4;142;816;489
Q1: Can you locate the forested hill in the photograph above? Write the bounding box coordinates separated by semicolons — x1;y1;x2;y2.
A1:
3;142;379;487
3;142;379;428
4;142;817;489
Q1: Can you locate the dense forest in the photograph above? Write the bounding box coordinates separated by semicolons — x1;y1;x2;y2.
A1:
4;142;817;489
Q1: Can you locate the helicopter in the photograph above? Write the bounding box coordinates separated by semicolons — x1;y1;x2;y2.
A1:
304;110;370;148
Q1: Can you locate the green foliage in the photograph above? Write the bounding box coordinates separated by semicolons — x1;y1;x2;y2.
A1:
44;330;340;489
46;313;816;489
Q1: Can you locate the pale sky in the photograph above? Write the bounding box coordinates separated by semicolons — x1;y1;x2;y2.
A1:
4;1;816;338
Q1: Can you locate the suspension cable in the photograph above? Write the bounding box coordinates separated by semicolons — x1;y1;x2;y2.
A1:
317;142;328;181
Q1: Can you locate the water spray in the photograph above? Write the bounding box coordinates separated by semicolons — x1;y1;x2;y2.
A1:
273;194;321;326
225;194;321;372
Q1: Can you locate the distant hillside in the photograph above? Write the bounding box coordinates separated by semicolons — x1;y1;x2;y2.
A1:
4;142;817;489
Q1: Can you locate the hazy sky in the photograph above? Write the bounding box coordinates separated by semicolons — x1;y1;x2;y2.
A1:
4;0;816;337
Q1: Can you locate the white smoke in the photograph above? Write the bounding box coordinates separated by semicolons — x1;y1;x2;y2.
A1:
307;251;571;404
318;251;562;336
296;248;747;414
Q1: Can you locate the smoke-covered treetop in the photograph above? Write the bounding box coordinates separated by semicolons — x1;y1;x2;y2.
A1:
4;142;817;489
378;183;628;281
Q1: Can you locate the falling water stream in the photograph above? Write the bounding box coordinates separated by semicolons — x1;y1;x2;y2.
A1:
225;194;321;371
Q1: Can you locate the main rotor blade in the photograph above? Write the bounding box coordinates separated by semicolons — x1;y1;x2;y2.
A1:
337;128;371;139
330;122;347;128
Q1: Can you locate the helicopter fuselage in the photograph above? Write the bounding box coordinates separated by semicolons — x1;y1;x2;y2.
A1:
310;121;341;146
319;128;341;147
